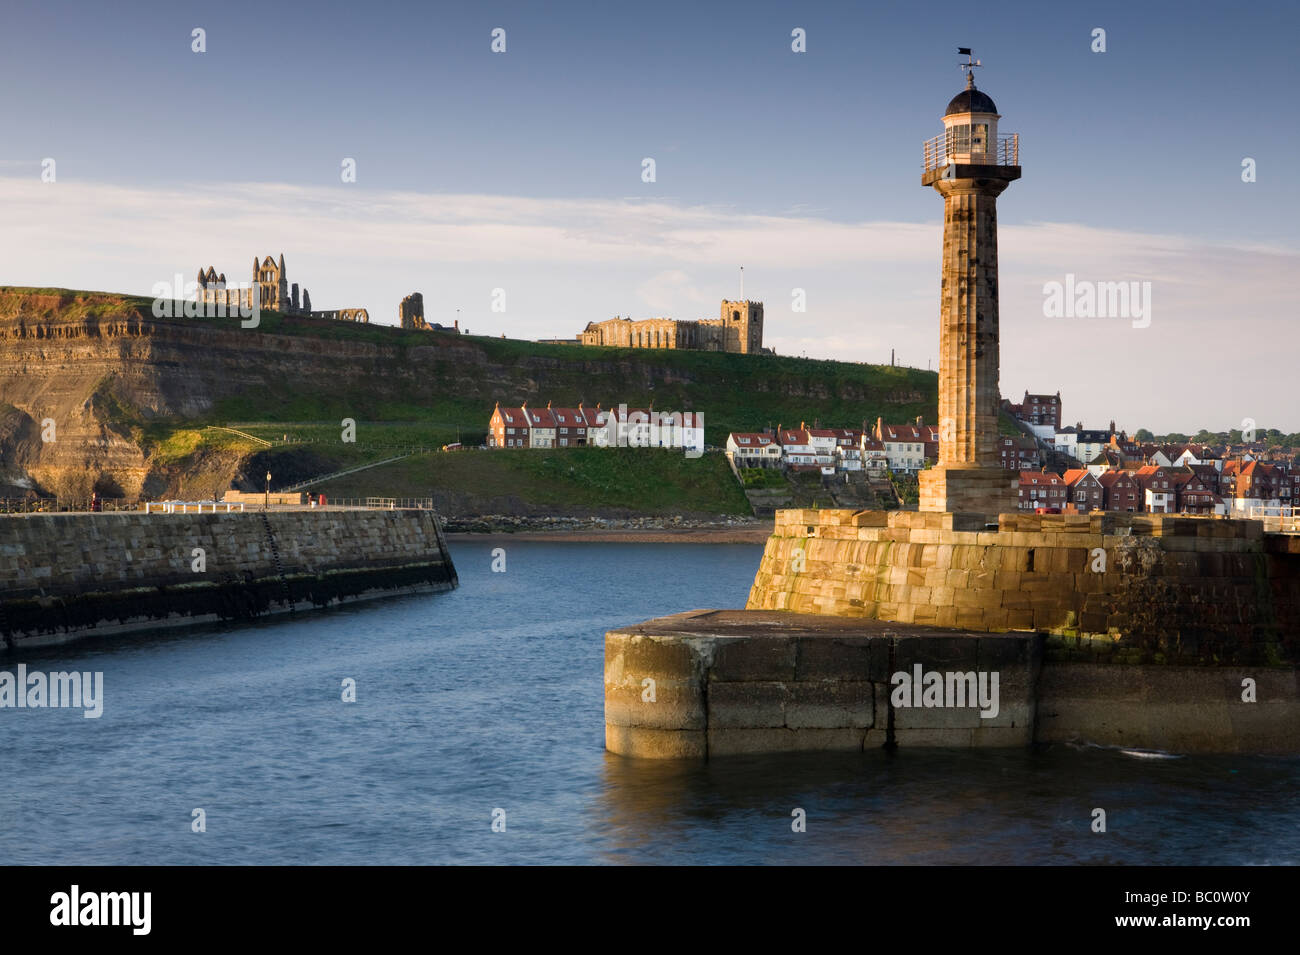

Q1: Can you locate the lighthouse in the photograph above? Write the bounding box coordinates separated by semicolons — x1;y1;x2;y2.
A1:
918;50;1022;517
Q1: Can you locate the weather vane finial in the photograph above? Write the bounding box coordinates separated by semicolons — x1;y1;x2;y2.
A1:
957;47;982;87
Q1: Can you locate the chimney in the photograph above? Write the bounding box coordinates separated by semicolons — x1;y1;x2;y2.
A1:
876;416;884;440
454;319;460;332
915;415;923;427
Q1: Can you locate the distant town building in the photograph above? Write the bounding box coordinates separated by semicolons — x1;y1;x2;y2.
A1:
576;300;766;354
997;435;1040;471
1018;470;1068;511
872;417;937;474
1020;391;1062;429
726;432;782;468
1062;468;1105;513
1055;424;1111;465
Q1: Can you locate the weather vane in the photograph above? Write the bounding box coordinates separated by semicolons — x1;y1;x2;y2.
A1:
957;47;982;84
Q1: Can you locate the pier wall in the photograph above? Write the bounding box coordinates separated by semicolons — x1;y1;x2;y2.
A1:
604;611;1300;758
0;509;458;648
746;510;1300;666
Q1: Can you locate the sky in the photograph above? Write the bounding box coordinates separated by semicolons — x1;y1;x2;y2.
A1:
1;0;1297;434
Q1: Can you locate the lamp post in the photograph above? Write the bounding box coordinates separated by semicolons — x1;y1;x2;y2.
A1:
265;471;271;511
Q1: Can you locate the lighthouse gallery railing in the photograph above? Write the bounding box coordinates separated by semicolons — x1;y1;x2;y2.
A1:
922;132;1019;173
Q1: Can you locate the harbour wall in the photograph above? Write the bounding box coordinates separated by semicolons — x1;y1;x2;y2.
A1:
0;509;458;648
746;509;1300;666
604;611;1300;758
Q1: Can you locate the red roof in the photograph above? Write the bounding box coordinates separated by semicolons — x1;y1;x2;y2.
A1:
550;407;587;426
1019;471;1064;486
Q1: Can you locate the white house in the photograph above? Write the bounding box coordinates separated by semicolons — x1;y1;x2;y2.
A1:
860;438;889;471
727;432;782;467
1054;426;1078;462
876;423;928;473
523;403;557;448
777;428;817;467
805;427;840;467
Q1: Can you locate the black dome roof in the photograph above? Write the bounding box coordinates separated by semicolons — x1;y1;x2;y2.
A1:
945;86;997;116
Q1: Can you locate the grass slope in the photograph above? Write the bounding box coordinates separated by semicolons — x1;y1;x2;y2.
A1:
309;447;752;517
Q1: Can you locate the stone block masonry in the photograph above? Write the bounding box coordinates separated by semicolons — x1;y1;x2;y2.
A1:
605;610;1300;757
0;510;458;649
746;509;1300;667
606;612;1043;758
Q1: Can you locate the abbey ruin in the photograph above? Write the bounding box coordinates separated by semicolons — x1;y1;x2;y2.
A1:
197;254;369;323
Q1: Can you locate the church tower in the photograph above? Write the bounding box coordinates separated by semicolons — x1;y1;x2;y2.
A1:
918;51;1021;516
719;300;764;354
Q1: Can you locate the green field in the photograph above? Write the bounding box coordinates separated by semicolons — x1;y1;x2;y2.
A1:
306;446;753;517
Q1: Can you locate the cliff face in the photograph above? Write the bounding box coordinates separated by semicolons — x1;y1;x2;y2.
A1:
0;287;937;500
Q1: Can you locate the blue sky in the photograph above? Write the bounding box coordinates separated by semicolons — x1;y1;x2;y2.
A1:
2;0;1297;432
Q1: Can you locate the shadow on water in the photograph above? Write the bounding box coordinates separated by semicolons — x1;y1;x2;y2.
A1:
595;743;1300;865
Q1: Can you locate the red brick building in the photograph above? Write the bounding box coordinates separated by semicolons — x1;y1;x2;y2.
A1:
1019;470;1068;511
997;435;1039;471
1016;391;1062;429
1099;471;1142;512
1062;468;1104;513
1179;472;1222;514
488;403;530;448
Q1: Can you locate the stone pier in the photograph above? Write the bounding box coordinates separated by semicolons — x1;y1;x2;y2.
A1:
605;609;1300;757
604;509;1300;757
0;509;458;648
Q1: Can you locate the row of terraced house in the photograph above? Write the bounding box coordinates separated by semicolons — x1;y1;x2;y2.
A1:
486;401;702;450
726;417;954;475
1019;450;1300;516
727;416;1048;476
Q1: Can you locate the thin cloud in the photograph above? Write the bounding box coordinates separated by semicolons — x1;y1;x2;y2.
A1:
1;175;1296;431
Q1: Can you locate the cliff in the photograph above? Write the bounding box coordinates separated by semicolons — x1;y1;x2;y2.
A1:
0;287;937;502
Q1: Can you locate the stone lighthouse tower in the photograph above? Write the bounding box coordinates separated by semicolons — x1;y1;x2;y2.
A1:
918;52;1021;517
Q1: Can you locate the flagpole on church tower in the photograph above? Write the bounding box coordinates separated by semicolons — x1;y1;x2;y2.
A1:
740;265;744;301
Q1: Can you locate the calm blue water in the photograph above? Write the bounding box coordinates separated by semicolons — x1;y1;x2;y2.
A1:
1;541;1297;865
